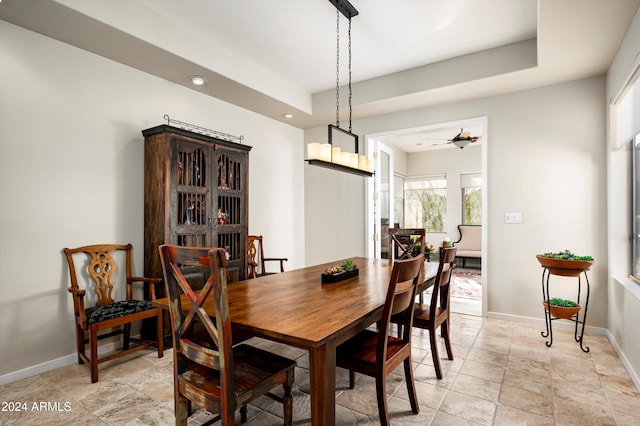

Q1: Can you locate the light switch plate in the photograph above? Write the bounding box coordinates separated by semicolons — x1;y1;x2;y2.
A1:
505;212;522;224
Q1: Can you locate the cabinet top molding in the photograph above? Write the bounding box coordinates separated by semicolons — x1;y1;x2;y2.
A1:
142;125;252;152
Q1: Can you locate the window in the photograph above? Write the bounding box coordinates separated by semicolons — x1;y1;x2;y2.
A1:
622;67;640;281
461;172;482;225
633;134;640;280
394;175;404;227
404;175;447;232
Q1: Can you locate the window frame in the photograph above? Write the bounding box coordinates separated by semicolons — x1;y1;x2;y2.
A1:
632;134;640;281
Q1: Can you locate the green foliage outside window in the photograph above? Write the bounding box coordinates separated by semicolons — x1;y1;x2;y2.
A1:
404;177;447;232
463;187;482;225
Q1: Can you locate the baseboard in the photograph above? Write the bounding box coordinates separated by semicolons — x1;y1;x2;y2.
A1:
485;310;608;335
0;354;78;386
606;330;640;392
0;340;124;386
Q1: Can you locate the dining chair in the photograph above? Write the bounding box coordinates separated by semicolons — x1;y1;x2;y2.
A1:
158;244;296;425
336;255;423;426
247;235;288;278
388;226;426;262
388;226;427;303
64;243;164;383
413;246;457;379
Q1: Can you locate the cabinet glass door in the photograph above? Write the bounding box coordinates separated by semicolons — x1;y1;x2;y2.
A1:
215;150;246;281
173;140;212;247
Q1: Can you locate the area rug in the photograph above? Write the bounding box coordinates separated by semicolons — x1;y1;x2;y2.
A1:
449;268;482;300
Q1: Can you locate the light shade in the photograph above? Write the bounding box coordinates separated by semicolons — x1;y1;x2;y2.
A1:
453;139;470;149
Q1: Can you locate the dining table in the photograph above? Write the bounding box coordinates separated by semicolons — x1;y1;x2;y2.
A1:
155;256;438;425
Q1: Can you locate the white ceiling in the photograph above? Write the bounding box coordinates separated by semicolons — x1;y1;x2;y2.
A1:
139;0;538;94
1;0;639;150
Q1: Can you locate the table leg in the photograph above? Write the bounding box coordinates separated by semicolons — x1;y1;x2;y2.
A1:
308;344;336;425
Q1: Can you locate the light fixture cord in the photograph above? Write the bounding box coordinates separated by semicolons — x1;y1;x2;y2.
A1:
335;9;340;128
348;16;352;133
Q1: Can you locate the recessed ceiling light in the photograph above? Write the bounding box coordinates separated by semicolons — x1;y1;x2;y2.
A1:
283;114;294;119
190;76;206;86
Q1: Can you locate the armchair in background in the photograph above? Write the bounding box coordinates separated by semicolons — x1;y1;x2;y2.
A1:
453;224;481;268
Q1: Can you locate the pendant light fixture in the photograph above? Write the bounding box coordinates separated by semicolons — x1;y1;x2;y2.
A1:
305;0;373;177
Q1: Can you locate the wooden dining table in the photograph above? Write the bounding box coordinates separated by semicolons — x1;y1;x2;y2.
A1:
155;256;438;425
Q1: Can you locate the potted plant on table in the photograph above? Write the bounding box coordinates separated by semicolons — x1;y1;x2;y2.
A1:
542;297;581;319
322;259;359;283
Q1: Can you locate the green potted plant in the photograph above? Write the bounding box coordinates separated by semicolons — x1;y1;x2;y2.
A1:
409;237;435;261
322;259;359;283
542;297;581;319
536;250;593;276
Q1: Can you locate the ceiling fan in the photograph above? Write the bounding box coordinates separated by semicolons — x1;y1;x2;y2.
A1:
428;128;481;149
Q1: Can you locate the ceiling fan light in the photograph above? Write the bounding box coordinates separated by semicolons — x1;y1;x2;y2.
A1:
453;139;470;149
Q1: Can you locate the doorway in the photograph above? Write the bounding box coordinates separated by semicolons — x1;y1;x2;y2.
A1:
366;117;487;316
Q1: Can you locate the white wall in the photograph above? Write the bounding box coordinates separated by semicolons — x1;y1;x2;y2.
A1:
303;126;368;265
0;21;304;381
606;6;640;388
305;76;608;327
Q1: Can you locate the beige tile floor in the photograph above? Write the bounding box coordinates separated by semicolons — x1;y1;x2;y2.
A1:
1;313;639;425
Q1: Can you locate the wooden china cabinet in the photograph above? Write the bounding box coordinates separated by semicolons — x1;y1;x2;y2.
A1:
142;124;251;288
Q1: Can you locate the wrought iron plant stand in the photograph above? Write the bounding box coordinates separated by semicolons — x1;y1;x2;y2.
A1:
538;256;592;353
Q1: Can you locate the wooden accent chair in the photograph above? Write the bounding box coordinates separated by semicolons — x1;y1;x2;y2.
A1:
247;235;287;278
413;246;457;379
64;243;164;383
158;245;296;425
336;255;423;426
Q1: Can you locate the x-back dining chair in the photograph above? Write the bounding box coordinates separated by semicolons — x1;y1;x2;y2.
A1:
389;226;427;303
388;227;426;262
158;244;296;425
64;243;164;383
413;246;457;379
247;235;288;278
336;255;424;426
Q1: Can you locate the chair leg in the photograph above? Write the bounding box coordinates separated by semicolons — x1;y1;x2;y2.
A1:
156;312;164;358
375;374;390;426
403;357;420;414
240;405;248;423
175;393;189;425
282;381;293;426
349;370;356;389
429;327;443;380
123;323;131;350
90;325;99;383
442;321;454;360
76;325;85;364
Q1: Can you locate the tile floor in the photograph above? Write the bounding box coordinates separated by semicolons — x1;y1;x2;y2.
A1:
1;313;639;425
